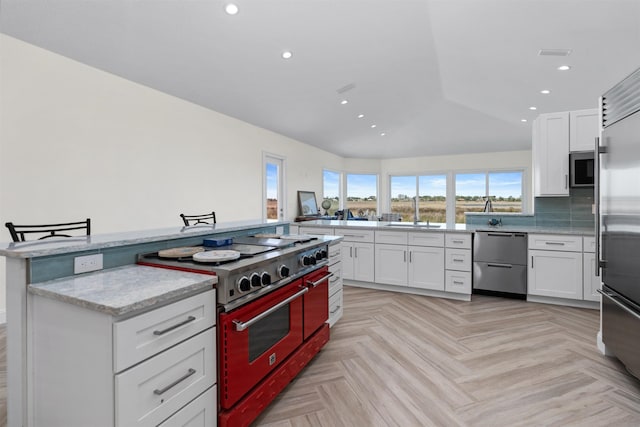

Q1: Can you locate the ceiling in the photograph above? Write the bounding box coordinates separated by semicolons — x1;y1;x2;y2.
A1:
2;0;640;159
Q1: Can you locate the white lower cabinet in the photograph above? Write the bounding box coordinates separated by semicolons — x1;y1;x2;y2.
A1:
328;242;344;327
375;243;408;286
445;270;472;294
529;249;583;299
115;328;216;427
341;242;375;281
158;386;217;427
408;245;445;291
31;289;217;427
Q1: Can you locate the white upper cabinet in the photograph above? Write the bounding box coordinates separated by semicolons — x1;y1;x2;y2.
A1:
533;111;570;197
569;108;599;152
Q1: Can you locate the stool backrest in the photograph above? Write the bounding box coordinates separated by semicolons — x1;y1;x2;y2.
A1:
180;212;216;226
5;219;91;242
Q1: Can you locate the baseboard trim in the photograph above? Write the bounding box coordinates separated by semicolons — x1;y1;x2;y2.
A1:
0;309;6;324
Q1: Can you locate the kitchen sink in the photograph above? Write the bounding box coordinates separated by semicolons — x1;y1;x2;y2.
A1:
384;222;441;229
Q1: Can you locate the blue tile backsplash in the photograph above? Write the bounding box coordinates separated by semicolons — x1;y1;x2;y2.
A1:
466;188;594;228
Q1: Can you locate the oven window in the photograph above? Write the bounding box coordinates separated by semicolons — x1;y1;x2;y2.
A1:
248;304;290;362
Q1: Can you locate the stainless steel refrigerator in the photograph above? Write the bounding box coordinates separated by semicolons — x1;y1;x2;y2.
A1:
597;66;640;380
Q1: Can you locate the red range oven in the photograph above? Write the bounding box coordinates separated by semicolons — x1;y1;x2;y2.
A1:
219;266;331;426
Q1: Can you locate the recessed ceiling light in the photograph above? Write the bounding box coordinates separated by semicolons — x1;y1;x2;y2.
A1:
371;124;377;129
540;89;551;94
224;3;239;15
380;132;386;136
357;114;364;119
557;65;571;71
340;100;348;105
521;119;528;123
529;106;537;110
281;51;293;60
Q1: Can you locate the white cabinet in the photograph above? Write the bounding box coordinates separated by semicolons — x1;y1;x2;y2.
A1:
569;108;599;152
336;228;375;282
328;242;344;327
533;111;570;196
528;234;582;299
408;244;445;291
444;233;472;294
582;236;601;302
375;243;408;286
31;290;217;427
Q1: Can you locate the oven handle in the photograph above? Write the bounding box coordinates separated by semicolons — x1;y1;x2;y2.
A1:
232;287;309;332
306;272;333;288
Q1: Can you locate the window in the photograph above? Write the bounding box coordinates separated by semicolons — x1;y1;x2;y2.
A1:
455;171;523;223
322;169;341;215
418;174;447;223
264;154;285;220
390;176;416;221
390;175;447;223
346;174;378;217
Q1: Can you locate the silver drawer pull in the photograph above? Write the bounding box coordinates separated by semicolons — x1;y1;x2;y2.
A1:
233;287;308;331
153;368;196;395
545;241;565;246
306;273;333;288
330;305;342;314
453;258;464;262
452;240;464;244
453;280;464;285
153;316;196;336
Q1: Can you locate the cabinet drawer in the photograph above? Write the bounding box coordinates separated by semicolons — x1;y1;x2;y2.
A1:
528;234;582;252
445;271;472;294
328;263;343;296
328;290;343;328
445;249;472;271
115;328;216;427
328;243;341;260
445;233;472;249
334;228;374;243
375;230;408;245
299;226;334;236
157;386;217;427
583;236;596;253
408;231;444;247
114;290;216;372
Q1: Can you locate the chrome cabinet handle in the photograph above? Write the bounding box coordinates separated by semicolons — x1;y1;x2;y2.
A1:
453;258;464;262
330;305;342;314
595;136;604;277
545;241;565;246
153;368;196;395
487;263;512;269
453;280;464;285
153;316;196;336
233;287;308;331
306;273;333;287
531;256;534;268
565;174;568;189
452;239;464;244
404;251;407;262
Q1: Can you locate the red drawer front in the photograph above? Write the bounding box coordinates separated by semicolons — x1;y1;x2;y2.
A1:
303;266;330;340
218;324;330;427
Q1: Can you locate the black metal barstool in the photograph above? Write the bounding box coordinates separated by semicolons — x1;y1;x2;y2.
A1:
5;219;91;242
180;212;216;226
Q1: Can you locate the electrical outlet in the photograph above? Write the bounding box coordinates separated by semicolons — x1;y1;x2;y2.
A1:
74;254;103;274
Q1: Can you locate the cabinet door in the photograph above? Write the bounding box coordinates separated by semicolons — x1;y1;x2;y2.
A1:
408;246;444;291
375;244;407;286
341;243;354;280
534;112;570;196
157;386;217;427
583;252;601;302
570;109;598;152
528;250;582;299
353;243;375;282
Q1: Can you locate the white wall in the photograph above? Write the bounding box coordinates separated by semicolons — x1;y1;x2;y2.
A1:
0;35;344;316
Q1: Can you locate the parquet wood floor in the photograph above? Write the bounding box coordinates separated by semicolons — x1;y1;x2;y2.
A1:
0;285;638;426
254;285;640;427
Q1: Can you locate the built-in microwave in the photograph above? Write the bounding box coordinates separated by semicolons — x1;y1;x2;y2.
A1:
570;151;594;187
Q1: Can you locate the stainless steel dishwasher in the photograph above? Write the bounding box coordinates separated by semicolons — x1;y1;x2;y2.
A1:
473;231;527;295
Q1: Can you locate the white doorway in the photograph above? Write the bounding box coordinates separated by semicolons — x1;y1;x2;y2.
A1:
263;153;286;221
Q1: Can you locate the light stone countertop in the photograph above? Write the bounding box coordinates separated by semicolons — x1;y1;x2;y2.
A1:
296;219;594;236
28;265;217;316
0;219;288;259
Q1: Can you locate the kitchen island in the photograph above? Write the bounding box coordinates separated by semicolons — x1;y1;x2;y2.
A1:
0;219;289;427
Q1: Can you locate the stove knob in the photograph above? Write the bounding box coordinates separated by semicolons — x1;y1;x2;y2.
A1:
236;276;251;293
278;265;290;278
261;271;271;286
315;250;324;260
301;255;316;266
250;273;262;288
321;249;328;259
299;256;308;267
